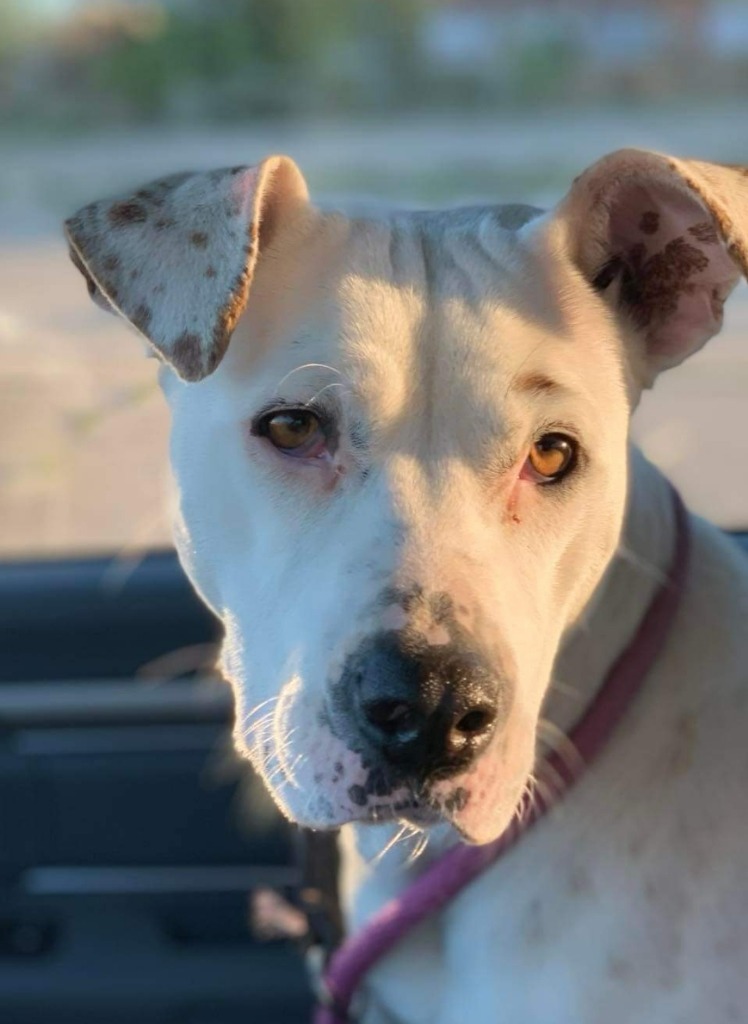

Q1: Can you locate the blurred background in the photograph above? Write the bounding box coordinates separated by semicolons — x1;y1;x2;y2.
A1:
1;0;748;558
1;4;747;1022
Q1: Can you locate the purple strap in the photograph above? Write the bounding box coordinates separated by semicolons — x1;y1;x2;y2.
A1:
316;487;691;1024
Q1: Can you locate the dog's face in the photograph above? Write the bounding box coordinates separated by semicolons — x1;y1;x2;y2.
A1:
66;151;748;843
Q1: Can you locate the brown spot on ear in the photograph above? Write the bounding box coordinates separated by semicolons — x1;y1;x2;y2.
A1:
103;254;120;271
621;237;710;328
172;331;204;381
132;304;152;333
639;210;659;234
688;221;719;244
205;265;217;278
108;201;148;226
190;231;209;248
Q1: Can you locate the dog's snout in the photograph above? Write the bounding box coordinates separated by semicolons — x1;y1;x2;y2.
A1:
345;632;500;781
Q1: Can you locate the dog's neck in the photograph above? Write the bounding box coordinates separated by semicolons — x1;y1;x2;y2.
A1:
546;446;679;739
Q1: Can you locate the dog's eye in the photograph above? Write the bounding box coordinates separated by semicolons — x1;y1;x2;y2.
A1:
258;409;326;456
526;433;577;483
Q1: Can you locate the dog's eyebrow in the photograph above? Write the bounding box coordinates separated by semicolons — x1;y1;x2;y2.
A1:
512;372;568;397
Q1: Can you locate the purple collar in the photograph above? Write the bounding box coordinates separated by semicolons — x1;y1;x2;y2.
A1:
315;487;691;1024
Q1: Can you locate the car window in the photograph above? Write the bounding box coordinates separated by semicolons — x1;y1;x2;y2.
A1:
2;1;748;561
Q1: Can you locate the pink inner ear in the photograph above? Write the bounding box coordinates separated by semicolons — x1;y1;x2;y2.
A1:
606;181;739;369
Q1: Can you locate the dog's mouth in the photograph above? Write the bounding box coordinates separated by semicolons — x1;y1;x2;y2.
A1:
332;766;477;837
236;684;528;844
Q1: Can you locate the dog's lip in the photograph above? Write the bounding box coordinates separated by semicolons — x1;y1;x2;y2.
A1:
352;793;450;828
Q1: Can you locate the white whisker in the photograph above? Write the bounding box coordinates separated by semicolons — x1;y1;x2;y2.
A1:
305;381;347;405
537;718;585;778
407;831;429;864
274;362;343;392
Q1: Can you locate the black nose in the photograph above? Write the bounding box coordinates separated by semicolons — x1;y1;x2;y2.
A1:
343;632;500;782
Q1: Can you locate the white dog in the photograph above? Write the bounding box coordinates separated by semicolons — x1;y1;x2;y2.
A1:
66;149;748;1023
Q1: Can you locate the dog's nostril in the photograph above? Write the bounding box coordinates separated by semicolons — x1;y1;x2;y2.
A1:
454;705;496;737
363;699;419;738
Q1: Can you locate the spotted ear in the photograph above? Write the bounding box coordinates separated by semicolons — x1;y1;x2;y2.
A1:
64;155;309;382
553;149;748;381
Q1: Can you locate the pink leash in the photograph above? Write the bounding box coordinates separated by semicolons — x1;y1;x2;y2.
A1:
315;487;691;1024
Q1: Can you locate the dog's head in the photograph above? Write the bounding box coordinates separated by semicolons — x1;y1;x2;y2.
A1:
66;150;748;843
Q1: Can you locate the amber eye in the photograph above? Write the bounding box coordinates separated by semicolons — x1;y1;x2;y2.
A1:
527;433;577;482
260;409;323;453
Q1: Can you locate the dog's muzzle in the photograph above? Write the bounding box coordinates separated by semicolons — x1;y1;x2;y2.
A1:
336;631;506;785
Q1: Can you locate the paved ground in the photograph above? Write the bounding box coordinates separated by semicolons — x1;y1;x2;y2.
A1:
2;107;748;557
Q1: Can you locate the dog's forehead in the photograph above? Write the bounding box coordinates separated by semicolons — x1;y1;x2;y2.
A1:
226;202;624;440
324;206;618;423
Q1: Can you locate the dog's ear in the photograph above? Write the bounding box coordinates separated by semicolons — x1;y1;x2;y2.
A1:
550;149;748;382
64;155;309;382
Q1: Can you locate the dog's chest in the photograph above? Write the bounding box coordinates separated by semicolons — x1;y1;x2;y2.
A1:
342;656;747;1024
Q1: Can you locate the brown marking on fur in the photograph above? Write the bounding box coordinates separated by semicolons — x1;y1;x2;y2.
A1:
108;200;148;226
172;332;204;381
103;254;120;271
131;303;152;334
208;255;253;369
205;265;217;278
688;221;719;244
138;187;165;208
514;372;564;396
493;203;543;231
639;210;660;234
190;231;209;248
621;236;710;328
673;164;748;278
